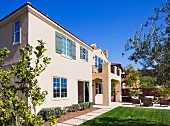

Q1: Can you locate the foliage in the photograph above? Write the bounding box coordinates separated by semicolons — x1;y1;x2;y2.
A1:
125;1;170;85
123;64;140;88
38;102;94;122
54;107;63;117
63;106;73;113
140;76;156;88
89;102;94;108
0;40;51;125
72;104;80;112
79;103;85;110
80;106;170;126
129;89;142;97
37;107;61;121
157;87;170;98
48;116;57;126
153;97;161;104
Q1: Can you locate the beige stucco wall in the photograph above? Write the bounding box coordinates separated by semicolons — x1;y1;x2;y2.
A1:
28;12;94;112
92;62;122;105
0;12;28;66
92;49;108;65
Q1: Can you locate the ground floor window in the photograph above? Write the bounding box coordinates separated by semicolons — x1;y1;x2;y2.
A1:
53;77;67;98
96;83;102;94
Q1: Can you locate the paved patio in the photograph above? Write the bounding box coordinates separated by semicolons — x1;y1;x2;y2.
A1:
57;102;170;126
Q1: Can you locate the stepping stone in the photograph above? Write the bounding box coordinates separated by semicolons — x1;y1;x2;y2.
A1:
85;112;102;116
57;123;74;126
75;115;95;120
62;118;85;125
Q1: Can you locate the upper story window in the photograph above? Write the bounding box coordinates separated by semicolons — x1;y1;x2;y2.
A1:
56;31;76;60
80;46;88;61
111;66;115;74
95;56;104;68
62;36;71;57
14;20;20;45
53;77;67;98
117;68;120;76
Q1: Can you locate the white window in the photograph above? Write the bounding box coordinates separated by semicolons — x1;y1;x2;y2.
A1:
62;36;71;57
96;83;102;94
95;56;104;68
14;20;20;44
80;46;88;61
53;77;67;98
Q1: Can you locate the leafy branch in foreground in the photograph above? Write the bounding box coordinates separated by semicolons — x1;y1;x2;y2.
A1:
0;40;56;126
125;1;170;85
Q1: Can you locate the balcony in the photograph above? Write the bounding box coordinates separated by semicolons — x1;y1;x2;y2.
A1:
92;65;102;73
92;62;124;81
92;65;120;75
92;62;122;84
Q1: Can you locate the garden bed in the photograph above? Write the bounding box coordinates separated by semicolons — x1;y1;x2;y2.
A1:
57;107;99;123
44;107;99;126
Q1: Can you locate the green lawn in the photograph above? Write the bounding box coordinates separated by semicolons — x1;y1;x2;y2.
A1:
79;106;170;126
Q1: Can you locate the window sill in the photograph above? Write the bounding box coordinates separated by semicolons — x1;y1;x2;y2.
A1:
12;42;20;46
52;97;68;101
61;54;72;60
81;59;88;62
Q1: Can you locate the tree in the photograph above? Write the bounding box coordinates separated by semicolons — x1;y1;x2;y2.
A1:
140;76;156;88
123;64;141;97
123;64;140;88
125;0;170;86
0;40;54;126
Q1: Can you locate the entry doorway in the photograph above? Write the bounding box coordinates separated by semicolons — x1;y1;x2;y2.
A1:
78;81;89;103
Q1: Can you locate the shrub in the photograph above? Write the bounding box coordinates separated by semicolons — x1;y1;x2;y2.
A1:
54;107;63;117
71;104;79;112
38;107;62;121
79;103;85;110
38;102;94;121
38;108;55;121
89;102;93;108
63;106;73;113
84;102;90;109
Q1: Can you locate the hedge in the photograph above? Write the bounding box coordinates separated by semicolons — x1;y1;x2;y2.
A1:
37;107;62;121
37;102;93;121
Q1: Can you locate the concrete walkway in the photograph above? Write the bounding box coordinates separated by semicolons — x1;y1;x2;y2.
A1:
57;102;121;126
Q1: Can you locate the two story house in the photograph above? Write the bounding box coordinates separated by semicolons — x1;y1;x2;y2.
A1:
0;2;124;113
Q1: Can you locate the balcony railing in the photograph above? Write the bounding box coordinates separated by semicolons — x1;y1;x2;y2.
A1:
92;65;102;73
92;65;124;78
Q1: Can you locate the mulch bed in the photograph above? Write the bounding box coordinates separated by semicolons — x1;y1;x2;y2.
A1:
58;107;99;123
44;107;99;125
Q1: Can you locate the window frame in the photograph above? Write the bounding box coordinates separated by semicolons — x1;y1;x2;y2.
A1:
80;46;88;61
96;83;103;94
95;56;104;68
53;76;67;98
13;20;21;45
62;36;72;57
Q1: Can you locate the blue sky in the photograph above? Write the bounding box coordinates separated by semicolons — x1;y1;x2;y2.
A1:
0;0;166;69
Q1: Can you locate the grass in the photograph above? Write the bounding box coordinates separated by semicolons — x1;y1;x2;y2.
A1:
79;106;170;126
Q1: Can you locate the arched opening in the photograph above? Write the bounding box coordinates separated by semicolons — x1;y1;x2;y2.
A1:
111;79;122;102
